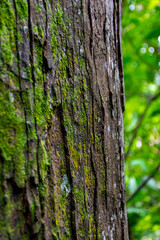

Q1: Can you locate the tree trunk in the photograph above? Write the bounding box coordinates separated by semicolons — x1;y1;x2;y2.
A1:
0;0;128;239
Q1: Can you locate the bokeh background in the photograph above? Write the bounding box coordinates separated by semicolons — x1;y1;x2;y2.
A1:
122;0;160;239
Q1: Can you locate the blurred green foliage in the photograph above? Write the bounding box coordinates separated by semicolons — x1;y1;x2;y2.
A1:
122;0;160;239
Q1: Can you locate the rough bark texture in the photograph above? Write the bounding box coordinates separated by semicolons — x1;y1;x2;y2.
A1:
0;0;128;239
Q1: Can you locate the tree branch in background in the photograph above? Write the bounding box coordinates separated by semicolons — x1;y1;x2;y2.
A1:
125;91;160;160
127;163;160;203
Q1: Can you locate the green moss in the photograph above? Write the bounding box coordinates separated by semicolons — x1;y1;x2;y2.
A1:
0;85;26;187
0;0;53;237
14;0;28;20
35;4;42;13
50;4;67;61
52;227;59;240
30;201;36;220
0;1;15;66
80;104;87;125
0;0;30;188
39;140;50;181
64;117;74;141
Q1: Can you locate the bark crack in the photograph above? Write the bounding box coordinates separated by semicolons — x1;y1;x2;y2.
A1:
90;146;98;240
13;0;30;168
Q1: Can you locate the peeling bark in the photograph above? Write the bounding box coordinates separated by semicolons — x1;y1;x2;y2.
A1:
0;0;128;239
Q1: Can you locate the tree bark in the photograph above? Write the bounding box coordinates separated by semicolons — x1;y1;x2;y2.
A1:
0;0;128;239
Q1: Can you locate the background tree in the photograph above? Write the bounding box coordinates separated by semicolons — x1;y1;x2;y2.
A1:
122;0;160;239
0;0;128;240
